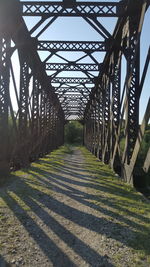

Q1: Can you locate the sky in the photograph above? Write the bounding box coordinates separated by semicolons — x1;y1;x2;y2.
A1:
10;0;150;122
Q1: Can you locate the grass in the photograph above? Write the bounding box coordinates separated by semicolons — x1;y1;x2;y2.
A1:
63;144;74;154
80;146;150;265
0;145;71;208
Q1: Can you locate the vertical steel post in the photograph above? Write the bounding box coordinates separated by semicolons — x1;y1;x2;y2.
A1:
102;74;110;163
110;51;121;173
0;34;11;174
125;16;140;164
31;78;40;160
17;52;30;167
40;88;46;156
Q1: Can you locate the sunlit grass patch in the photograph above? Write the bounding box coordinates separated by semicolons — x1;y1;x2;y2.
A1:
0;145;72;214
80;146;150;263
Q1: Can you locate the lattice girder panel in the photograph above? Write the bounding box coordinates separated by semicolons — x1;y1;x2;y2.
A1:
37;41;106;52
100;74;110;163
56;88;90;95
44;92;52;153
31;78;40;137
22;1;121;17
0;34;11;173
110;50;121;162
39;89;47;155
46;63;101;71
96;86;103;160
51;77;94;84
30;78;41;160
18;54;30;139
124;14;140;164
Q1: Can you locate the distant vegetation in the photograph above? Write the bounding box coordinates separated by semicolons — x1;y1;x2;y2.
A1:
120;124;150;188
64;120;83;145
134;125;150;188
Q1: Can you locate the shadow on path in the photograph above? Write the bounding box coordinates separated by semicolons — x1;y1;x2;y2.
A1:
1;148;150;266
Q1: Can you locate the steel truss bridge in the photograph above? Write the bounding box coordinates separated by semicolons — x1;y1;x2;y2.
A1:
0;0;150;187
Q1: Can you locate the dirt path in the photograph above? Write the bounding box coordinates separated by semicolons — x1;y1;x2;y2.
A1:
0;147;150;266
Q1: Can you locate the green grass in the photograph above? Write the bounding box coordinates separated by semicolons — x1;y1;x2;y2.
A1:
0;145;72;207
62;144;74;154
80;146;150;265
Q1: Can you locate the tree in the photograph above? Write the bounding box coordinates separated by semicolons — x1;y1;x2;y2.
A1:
65;121;83;144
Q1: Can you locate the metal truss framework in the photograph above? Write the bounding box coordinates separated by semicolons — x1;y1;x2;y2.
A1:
0;0;64;173
46;63;101;71
84;0;150;185
37;41;106;52
51;77;94;84
20;0;119;116
22;1;121;17
0;0;149;187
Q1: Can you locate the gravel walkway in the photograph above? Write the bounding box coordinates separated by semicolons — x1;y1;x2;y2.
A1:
0;148;149;266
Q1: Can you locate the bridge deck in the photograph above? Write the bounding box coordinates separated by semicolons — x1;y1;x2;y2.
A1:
0;146;150;266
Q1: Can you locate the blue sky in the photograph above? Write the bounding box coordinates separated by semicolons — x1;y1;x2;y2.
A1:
10;0;150;122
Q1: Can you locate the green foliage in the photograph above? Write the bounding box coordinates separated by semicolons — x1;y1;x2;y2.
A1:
64;120;83;144
140;129;150;157
135;127;150;187
119;125;150;188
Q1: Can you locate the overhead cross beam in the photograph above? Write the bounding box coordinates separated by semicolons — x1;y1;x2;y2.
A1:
56;87;90;93
51;77;94;84
46;63;101;71
22;1;122;17
37;40;107;52
59;94;87;99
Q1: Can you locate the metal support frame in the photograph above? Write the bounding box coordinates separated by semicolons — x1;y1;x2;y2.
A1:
17;52;30;166
0;0;65;172
84;0;150;185
0;33;11;174
46;63;101;71
22;1;121;17
51;77;94;84
37;40;106;52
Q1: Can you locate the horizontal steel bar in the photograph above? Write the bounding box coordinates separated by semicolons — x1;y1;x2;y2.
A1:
37;40;106;51
51;77;94;84
46;63;101;71
59;96;86;99
63;106;81;109
22;1;120;17
62;101;86;104
56;89;90;94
